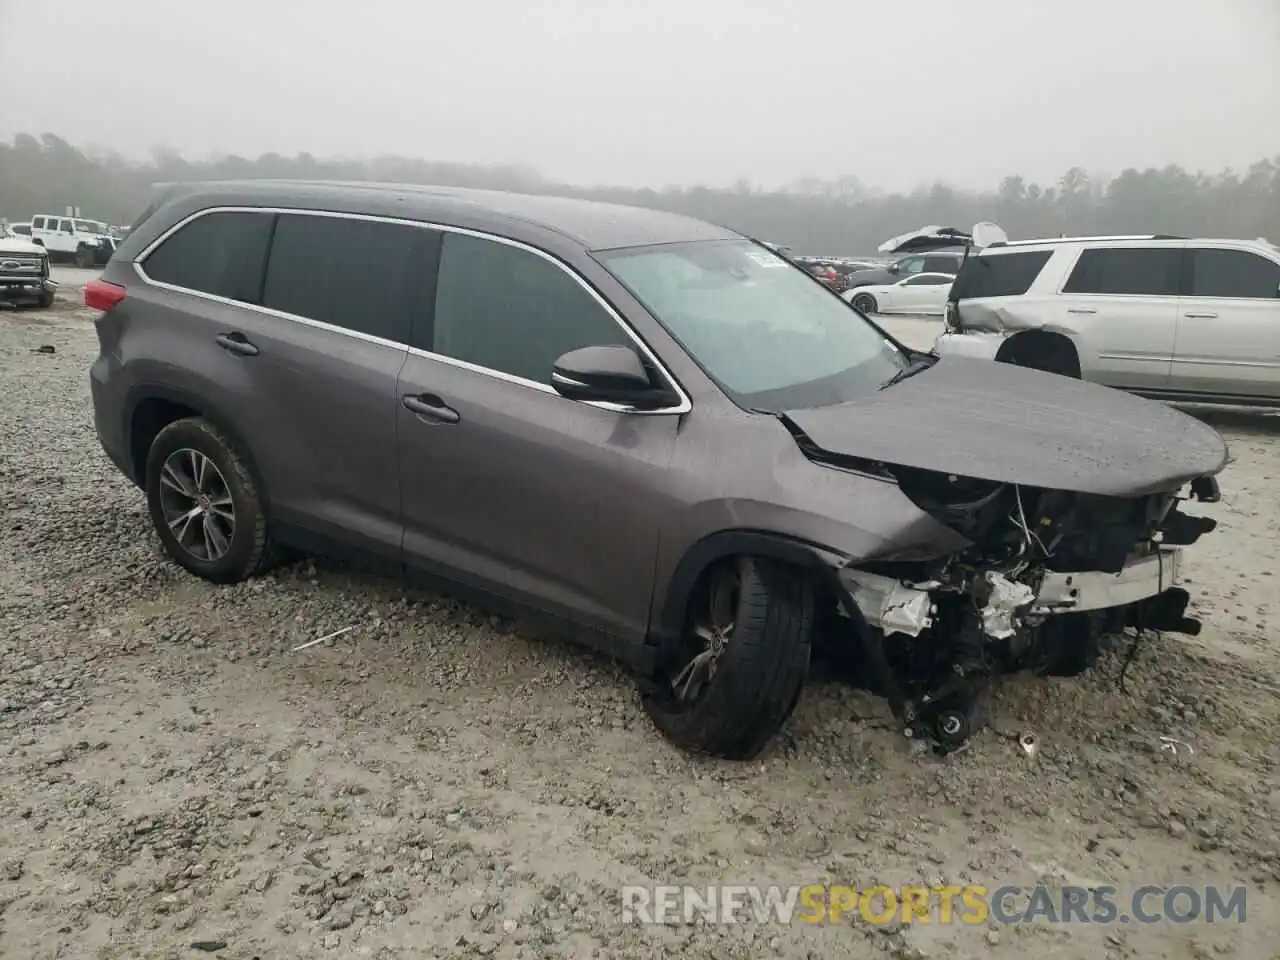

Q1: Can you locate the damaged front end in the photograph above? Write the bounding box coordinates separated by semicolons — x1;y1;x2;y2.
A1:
832;467;1222;753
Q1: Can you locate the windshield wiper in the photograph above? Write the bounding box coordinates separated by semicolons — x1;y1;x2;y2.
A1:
880;356;935;390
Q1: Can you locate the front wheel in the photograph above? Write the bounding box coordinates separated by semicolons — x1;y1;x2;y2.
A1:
851;293;878;314
643;557;814;760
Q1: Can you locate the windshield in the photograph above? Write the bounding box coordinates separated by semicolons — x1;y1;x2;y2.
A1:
75;220;105;234
596;238;906;410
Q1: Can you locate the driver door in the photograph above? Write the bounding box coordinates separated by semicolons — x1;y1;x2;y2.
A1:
396;230;681;643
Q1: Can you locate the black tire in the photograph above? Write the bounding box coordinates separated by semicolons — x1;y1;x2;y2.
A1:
75;245;94;269
851;293;878;314
643;557;815;760
36;288;54;308
145;417;280;584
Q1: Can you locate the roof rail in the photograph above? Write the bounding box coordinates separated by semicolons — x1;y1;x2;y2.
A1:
986;233;1186;248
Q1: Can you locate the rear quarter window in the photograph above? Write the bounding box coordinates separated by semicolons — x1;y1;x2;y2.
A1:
141;210;274;303
949;250;1052;300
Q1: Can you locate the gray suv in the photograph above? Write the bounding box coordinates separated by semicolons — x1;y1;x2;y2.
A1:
89;181;1227;759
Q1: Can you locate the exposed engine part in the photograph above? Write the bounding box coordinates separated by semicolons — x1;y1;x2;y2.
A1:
839;570;936;638
979;571;1035;639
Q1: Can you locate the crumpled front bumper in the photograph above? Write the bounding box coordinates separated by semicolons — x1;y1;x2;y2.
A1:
839;546;1186;639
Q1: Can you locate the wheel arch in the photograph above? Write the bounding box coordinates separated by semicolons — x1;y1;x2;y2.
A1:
994;327;1082;378
124;384;270;508
650;529;845;657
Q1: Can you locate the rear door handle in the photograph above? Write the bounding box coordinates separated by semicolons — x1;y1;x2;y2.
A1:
1067;308;1097;315
402;393;460;424
215;332;259;356
1183;312;1218;319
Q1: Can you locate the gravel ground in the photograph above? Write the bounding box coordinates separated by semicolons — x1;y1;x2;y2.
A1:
2;291;1280;960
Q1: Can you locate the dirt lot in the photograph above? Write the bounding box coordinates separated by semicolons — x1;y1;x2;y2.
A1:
2;289;1279;960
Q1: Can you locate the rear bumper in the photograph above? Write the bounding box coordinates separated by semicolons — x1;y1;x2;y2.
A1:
90;357;134;483
933;330;1004;361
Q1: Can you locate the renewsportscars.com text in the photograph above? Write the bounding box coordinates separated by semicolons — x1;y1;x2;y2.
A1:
621;884;1248;926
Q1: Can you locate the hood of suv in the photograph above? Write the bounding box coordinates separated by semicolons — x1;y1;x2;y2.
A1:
784;357;1228;497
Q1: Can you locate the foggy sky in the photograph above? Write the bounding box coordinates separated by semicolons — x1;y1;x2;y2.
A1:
2;0;1277;192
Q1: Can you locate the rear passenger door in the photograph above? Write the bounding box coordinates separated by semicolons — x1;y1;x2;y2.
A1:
1171;246;1280;401
137;210;438;559
1057;244;1182;391
396;230;680;645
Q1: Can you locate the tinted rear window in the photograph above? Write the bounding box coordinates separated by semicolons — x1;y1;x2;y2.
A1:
949;250;1051;300
1188;248;1280;299
1062;247;1181;296
261;214;440;344
142;211;274;303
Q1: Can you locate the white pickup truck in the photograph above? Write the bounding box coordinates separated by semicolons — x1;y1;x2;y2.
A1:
0;231;56;307
27;214;118;267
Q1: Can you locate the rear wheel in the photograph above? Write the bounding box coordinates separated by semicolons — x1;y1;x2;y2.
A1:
145;417;280;584
75;245;94;269
851;293;878;314
643;557;814;760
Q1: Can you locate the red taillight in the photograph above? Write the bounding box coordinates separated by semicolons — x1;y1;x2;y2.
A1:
84;279;127;312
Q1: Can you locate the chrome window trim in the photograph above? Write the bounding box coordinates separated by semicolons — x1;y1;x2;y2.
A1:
132;205;692;416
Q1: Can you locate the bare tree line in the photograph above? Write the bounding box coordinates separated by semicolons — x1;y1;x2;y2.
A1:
2;133;1277;255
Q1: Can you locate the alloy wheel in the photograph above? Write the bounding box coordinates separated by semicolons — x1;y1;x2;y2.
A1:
158;448;236;562
670;564;740;703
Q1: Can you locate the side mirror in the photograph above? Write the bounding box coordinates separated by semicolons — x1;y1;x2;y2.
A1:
551;345;679;410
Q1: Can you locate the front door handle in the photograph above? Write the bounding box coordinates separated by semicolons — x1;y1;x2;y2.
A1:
1183;312;1218;319
215;332;259;356
1067;308;1097;315
402;393;460;424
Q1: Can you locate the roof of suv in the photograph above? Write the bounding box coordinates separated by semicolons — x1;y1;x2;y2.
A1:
142;179;740;251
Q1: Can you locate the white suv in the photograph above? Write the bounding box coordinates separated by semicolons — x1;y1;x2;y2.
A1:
935;235;1280;406
28;214;117;268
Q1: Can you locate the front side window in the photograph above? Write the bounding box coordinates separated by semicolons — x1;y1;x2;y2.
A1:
32;217;45;230
430;232;624;384
143;210;273;303
261;214;440;344
896;256;926;275
905;274;950;286
1062;247;1181;296
598;239;905;410
74;220;104;235
1188;248;1280;299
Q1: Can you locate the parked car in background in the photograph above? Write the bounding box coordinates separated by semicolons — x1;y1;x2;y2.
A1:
7;221;34;238
88;181;1225;759
841;272;953;315
843;250;964;291
29;214;117;267
0;232;55;307
935;234;1280;406
878;225;974;254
